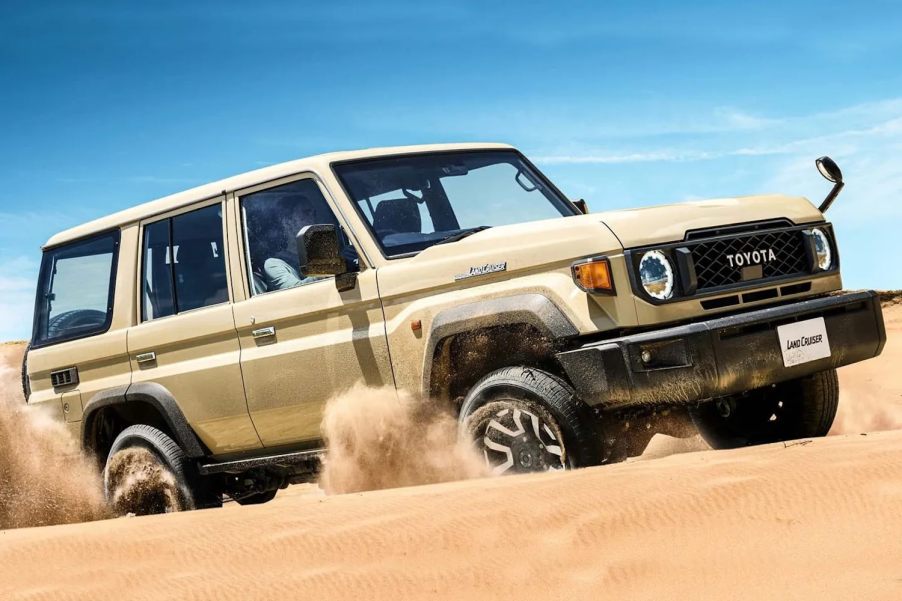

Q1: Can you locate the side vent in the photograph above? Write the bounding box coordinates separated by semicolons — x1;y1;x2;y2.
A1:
50;367;79;388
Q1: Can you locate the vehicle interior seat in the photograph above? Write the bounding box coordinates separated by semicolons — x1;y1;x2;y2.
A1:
175;240;228;310
372;199;422;235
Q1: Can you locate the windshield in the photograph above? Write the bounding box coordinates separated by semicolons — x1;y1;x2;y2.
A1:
333;150;577;257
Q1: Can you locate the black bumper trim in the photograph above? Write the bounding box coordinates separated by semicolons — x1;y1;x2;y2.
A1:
557;291;886;410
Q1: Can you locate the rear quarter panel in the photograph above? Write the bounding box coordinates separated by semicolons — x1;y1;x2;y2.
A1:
26;225;138;432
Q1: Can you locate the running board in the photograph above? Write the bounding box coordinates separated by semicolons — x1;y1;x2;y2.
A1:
199;449;323;476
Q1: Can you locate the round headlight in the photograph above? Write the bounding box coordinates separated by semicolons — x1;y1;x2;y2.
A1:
812;228;833;270
639;250;675;300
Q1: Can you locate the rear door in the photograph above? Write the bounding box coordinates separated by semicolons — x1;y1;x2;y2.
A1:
230;174;394;447
28;229;132;435
127;198;262;455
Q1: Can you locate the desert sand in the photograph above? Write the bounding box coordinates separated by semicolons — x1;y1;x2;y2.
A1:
0;303;899;600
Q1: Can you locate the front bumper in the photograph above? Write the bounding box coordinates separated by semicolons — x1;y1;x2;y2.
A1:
557;290;886;410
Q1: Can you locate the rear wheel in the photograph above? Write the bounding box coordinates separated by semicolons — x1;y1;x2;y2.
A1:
690;369;839;449
461;367;603;474
104;425;219;515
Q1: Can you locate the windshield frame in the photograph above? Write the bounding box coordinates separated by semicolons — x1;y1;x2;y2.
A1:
331;148;581;259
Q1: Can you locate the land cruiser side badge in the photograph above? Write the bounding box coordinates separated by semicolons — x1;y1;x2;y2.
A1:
454;262;507;281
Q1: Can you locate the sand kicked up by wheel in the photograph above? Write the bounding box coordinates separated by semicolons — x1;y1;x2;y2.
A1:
319;385;489;494
0;358;108;529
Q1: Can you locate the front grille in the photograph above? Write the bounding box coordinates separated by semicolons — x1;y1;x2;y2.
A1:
691;229;808;291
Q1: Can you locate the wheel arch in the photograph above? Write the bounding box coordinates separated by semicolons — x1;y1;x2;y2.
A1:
82;382;208;460
422;294;579;403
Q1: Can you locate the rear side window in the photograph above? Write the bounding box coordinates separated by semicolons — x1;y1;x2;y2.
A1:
32;230;119;348
142;204;229;321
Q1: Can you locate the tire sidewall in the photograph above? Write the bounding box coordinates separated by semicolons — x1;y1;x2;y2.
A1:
460;369;601;469
21;344;30;402
104;427;196;511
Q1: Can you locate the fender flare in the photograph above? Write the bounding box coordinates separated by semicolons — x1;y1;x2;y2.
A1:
421;293;579;396
81;382;207;458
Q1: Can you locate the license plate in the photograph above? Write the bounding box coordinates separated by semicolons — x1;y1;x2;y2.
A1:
777;317;831;367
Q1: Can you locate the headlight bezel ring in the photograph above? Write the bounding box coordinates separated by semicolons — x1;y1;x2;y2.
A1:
638;249;676;301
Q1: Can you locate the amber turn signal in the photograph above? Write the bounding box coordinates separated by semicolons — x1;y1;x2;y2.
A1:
572;257;615;294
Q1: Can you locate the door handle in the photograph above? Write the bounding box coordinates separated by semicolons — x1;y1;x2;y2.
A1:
136;352;156;364
252;326;276;339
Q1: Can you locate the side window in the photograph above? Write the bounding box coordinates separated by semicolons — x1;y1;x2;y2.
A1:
142;204;229;321
142;220;174;320
32;231;119;347
241;178;356;296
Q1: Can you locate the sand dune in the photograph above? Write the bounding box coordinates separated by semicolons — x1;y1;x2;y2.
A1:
0;304;898;600
1;431;900;600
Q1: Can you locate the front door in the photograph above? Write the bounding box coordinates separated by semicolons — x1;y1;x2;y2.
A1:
231;175;393;447
128;200;262;455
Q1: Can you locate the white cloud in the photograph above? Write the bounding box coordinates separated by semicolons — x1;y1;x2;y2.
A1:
535;99;902;200
762;117;902;222
535;145;796;165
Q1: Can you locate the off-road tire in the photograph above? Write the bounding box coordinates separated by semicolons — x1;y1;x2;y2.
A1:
21;344;30;402
690;369;839;449
104;425;219;514
460;366;603;472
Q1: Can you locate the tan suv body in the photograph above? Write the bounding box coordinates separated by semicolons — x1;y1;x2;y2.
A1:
24;143;885;508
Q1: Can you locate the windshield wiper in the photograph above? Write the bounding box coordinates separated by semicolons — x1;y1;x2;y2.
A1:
434;226;492;246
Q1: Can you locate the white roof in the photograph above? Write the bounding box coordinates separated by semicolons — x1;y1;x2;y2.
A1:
45;142;513;248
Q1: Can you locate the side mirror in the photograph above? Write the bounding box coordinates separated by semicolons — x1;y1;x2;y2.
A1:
296;224;357;291
573;199;590;215
816;156;843;183
815;156;845;213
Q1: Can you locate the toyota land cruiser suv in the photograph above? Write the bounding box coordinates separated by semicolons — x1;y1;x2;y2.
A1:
23;143;886;511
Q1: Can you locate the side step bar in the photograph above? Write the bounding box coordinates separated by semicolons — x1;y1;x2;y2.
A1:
199;449;323;476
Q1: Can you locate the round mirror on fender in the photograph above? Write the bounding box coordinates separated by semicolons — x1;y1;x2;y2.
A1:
815;156;843;184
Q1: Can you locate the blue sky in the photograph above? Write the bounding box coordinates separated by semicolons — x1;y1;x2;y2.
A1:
2;1;900;340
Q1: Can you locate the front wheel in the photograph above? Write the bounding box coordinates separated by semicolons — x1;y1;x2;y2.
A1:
460;367;603;475
689;369;839;449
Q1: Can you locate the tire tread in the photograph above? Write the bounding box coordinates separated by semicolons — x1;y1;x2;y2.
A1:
462;366;603;468
105;424;198;511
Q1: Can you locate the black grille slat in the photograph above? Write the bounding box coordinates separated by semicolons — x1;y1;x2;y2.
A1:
691;229;808;291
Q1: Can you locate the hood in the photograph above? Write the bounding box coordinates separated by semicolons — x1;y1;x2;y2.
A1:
596;194;825;248
376;214;622;297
